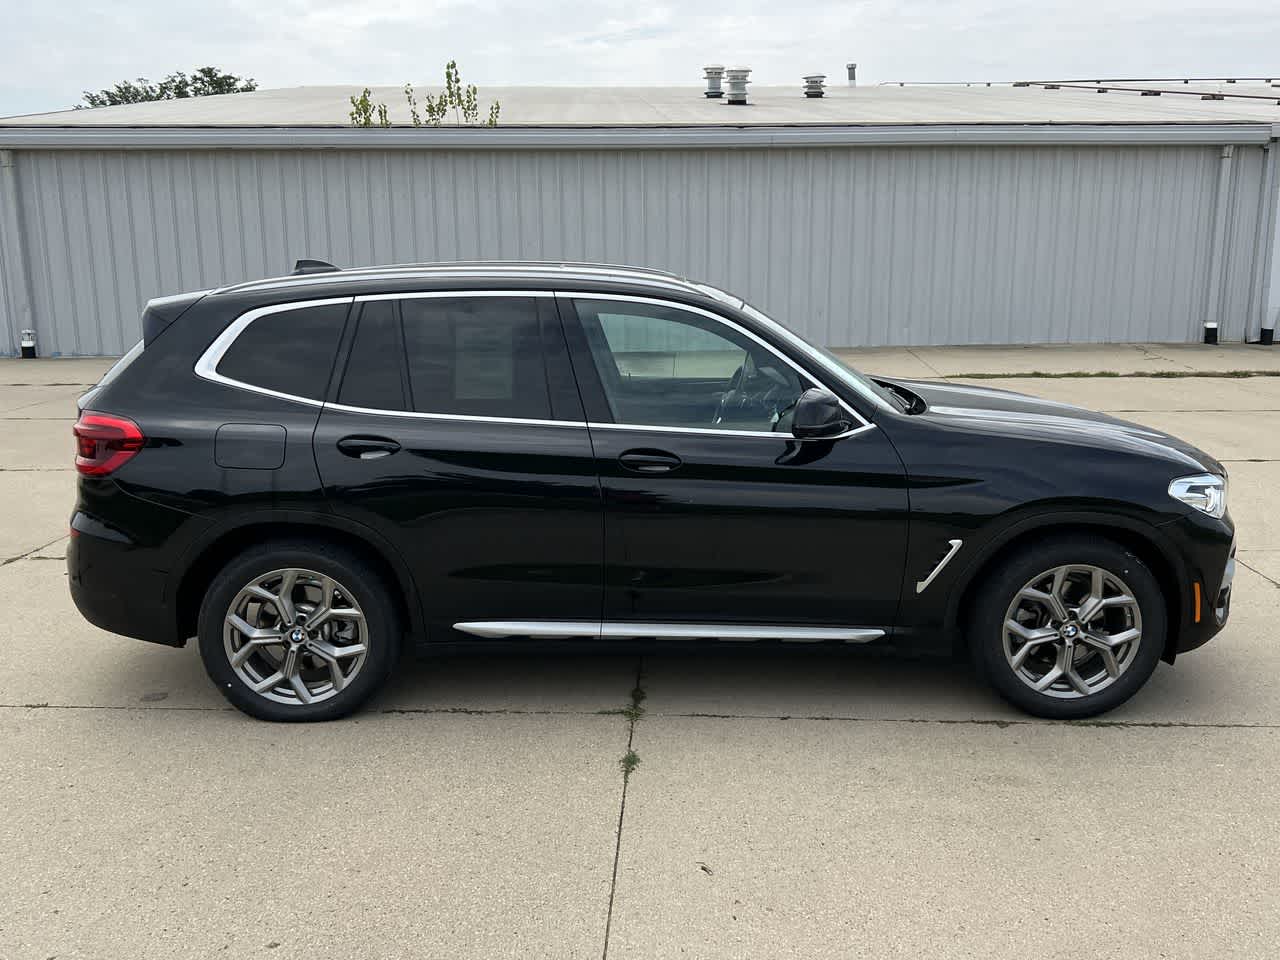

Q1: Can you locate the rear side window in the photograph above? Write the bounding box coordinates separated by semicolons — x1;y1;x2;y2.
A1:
216;303;348;401
339;296;552;420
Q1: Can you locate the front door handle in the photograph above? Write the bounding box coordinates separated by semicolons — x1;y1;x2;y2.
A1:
336;435;402;460
619;449;683;474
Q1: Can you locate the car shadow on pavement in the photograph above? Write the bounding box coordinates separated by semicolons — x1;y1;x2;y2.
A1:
368;646;1023;723
78;632;1241;725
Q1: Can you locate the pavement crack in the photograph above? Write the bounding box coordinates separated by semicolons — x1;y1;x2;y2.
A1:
1237;558;1280;590
1134;344;1196;371
0;382;95;387
1;535;68;567
1;703;635;717
379;706;597;717
602;657;645;960
0;702;232;713
904;347;945;377
647;711;1280;730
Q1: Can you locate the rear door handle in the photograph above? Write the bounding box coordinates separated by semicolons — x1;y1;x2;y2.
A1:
336;436;402;460
618;449;683;474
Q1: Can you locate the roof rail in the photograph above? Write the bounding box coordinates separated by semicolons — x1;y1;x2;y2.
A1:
373;259;687;280
211;260;702;297
292;259;341;276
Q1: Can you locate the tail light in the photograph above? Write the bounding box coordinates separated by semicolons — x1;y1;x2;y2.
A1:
73;411;145;476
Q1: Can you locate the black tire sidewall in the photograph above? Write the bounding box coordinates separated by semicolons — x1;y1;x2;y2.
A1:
970;536;1166;720
197;541;400;722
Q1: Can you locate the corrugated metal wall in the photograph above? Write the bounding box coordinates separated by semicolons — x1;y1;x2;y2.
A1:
0;143;1270;356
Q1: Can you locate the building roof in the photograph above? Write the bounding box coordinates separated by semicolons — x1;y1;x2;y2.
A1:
5;82;1280;128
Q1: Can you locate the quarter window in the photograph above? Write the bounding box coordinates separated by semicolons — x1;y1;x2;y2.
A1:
216;302;348;401
572;299;810;433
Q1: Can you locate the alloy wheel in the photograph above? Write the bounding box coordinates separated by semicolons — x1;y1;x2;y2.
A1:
223;567;369;706
1002;564;1143;700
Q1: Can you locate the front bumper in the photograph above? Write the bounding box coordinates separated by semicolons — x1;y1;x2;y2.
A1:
1162;509;1235;658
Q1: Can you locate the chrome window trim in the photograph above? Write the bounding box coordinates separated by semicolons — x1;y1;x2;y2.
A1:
453;620;885;643
320;402;875;439
193;296;355;408
558;291;874;432
196;290;876;441
324;401;585;429
915;539;964;595
586;421;875;441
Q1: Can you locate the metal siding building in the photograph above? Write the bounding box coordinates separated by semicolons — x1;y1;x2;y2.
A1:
2;84;1279;356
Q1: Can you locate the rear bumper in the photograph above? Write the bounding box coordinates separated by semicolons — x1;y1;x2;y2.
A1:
67;511;181;647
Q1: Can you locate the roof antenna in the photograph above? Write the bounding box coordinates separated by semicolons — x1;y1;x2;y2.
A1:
291;259;341;275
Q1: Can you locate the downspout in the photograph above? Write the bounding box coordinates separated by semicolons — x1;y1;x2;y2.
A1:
1241;141;1276;342
1261;128;1280;344
1203;144;1235;342
0;149;34;357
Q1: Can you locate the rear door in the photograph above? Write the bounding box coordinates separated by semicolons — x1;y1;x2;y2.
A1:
559;293;909;636
313;292;602;639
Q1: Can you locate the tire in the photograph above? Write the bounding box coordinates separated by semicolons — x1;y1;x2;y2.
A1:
968;535;1166;720
198;539;402;722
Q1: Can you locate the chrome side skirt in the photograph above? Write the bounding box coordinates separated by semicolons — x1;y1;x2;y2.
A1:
452;620;885;644
915;539;963;594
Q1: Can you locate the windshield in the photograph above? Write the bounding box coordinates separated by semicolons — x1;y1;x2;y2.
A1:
694;283;897;413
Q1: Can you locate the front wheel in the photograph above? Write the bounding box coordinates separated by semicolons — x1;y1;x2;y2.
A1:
198;540;401;722
969;536;1166;719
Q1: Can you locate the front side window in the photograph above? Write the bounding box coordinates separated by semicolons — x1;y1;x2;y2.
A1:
216;302;349;401
572;299;809;433
338;296;553;420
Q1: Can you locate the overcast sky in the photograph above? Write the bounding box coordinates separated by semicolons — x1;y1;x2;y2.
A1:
4;0;1277;117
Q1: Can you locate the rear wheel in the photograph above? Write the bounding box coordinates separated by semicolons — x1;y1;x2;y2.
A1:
198;541;401;721
969;536;1166;719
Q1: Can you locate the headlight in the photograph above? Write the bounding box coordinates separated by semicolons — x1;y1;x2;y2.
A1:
1168;474;1227;519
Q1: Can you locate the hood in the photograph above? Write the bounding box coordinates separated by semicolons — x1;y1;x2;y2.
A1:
882;378;1224;476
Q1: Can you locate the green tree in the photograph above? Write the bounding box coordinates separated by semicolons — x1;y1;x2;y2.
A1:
80;67;256;108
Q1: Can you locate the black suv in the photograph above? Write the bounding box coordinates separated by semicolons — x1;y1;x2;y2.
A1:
69;261;1235;722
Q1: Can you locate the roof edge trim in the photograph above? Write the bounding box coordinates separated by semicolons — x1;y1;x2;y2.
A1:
0;123;1273;150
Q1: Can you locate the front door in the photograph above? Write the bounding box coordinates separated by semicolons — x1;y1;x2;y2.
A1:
559;294;908;635
313;292;602;637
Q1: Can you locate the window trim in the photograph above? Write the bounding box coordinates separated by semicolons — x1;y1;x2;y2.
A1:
559;292;875;440
195;290;876;441
194;296;355;407
322;402;583;429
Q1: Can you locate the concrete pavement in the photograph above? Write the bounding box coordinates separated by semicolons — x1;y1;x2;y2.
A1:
1;351;1278;959
836;342;1280;379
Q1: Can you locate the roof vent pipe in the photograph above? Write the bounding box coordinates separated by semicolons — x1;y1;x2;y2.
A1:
725;67;751;105
803;75;827;98
847;62;857;86
703;65;725;98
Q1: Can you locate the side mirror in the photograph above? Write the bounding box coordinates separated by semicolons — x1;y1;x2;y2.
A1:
791;388;854;440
